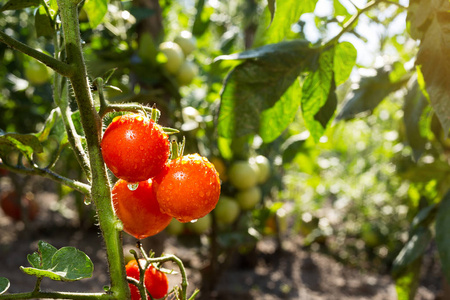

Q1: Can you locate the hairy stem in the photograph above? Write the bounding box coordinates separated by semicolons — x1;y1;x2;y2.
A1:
0;31;73;77
56;0;129;298
0;291;114;300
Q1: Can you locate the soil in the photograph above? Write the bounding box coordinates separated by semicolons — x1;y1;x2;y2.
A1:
0;182;444;300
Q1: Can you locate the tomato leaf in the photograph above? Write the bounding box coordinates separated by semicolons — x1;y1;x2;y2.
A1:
254;0;318;47
83;0;108;28
35;5;54;38
0;129;43;160
20;241;93;281
301;48;334;143
267;0;276;27
394;258;422;300
281;131;310;164
0;277;10;295
0;0;40;12
259;78;302;143
403;79;428;161
391;226;431;278
435;189;450;284
217;40;315;140
333;42;357;86
415;8;450;137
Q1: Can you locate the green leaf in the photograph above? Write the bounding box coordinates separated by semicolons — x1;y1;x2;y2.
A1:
391;226;432;278
411;203;437;230
259;78;302;143
36;108;61;142
0;0;40;12
192;0;211;37
403;79;428;161
0;277;10;295
335;67;409;121
217;40;314;139
395;258;422;300
0;130;43;160
254;0;318;47
35;5;54;38
280;131;310;164
83;0;108;28
333;42;357;86
333;0;351;22
267;0;276;26
20;241;93;281
436;189;450;284
415;8;450;136
301;48;334;142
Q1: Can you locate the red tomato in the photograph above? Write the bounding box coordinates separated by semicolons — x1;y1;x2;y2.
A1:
144;265;169;299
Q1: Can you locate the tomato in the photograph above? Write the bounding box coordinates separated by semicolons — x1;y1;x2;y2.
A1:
236;186;261;210
154;154;221;223
159;41;185;74
176;60;198;86
101;113;170;183
0;191;39;221
214;196;240;225
187;213;211;234
174;31;196;56
144;265;169;299
228;160;259;189
112;179;172;239
253;155;271;183
25;61;51;85
125;259;146;300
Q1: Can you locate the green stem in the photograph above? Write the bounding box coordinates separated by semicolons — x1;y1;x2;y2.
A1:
0;31;73;77
0;163;90;194
0;291;114;300
56;0;129;299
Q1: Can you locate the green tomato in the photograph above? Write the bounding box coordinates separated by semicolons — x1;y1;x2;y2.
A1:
253;155;271;183
187;213;211;234
236;186;261;210
214;196;240;225
159;41;185;74
165;218;184;235
174;31;196;56
228;160;258;189
25;61;51;85
176;60;198;86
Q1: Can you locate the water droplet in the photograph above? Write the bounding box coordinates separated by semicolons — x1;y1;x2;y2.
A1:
84;196;92;205
190;219;198;223
128;183;139;191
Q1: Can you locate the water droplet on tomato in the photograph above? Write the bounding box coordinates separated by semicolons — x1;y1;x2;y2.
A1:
127;183;139;191
84;196;92;205
190;219;198;223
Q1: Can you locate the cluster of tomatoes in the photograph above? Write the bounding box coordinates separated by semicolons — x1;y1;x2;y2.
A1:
159;31;198;86
101;112;221;299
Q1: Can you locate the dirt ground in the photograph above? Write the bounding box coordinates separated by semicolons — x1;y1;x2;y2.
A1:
0;186;444;300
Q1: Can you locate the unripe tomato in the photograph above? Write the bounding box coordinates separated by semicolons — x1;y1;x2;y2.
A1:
214;196;240;225
228;160;259;189
25;61;51;85
176;60;198;86
101;113;170;183
144;265;169;299
159;41;185;74
174;31;197;56
112;179;172;239
210;157;227;182
187;213;212;234
125;259;146;300
0;191;39;221
236;186;262;210
253;155;271;183
154;154;221;223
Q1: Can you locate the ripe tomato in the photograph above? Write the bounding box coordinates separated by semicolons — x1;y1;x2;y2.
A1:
228;160;259;190
144;265;169;299
125;259;146;300
112;179;172;239
0;191;39;221
154;154;221;223
101;113;170;183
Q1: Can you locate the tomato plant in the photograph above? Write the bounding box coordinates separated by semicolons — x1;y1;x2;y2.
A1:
144;264;169;299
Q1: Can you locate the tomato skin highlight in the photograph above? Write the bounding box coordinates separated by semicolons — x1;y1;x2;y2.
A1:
101;114;170;183
112;179;172;239
154;154;221;223
144;265;169;299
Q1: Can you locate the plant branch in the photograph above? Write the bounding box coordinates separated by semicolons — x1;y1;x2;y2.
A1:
0;163;90;194
0;31;73;77
323;0;380;48
380;0;407;9
0;291;113;300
